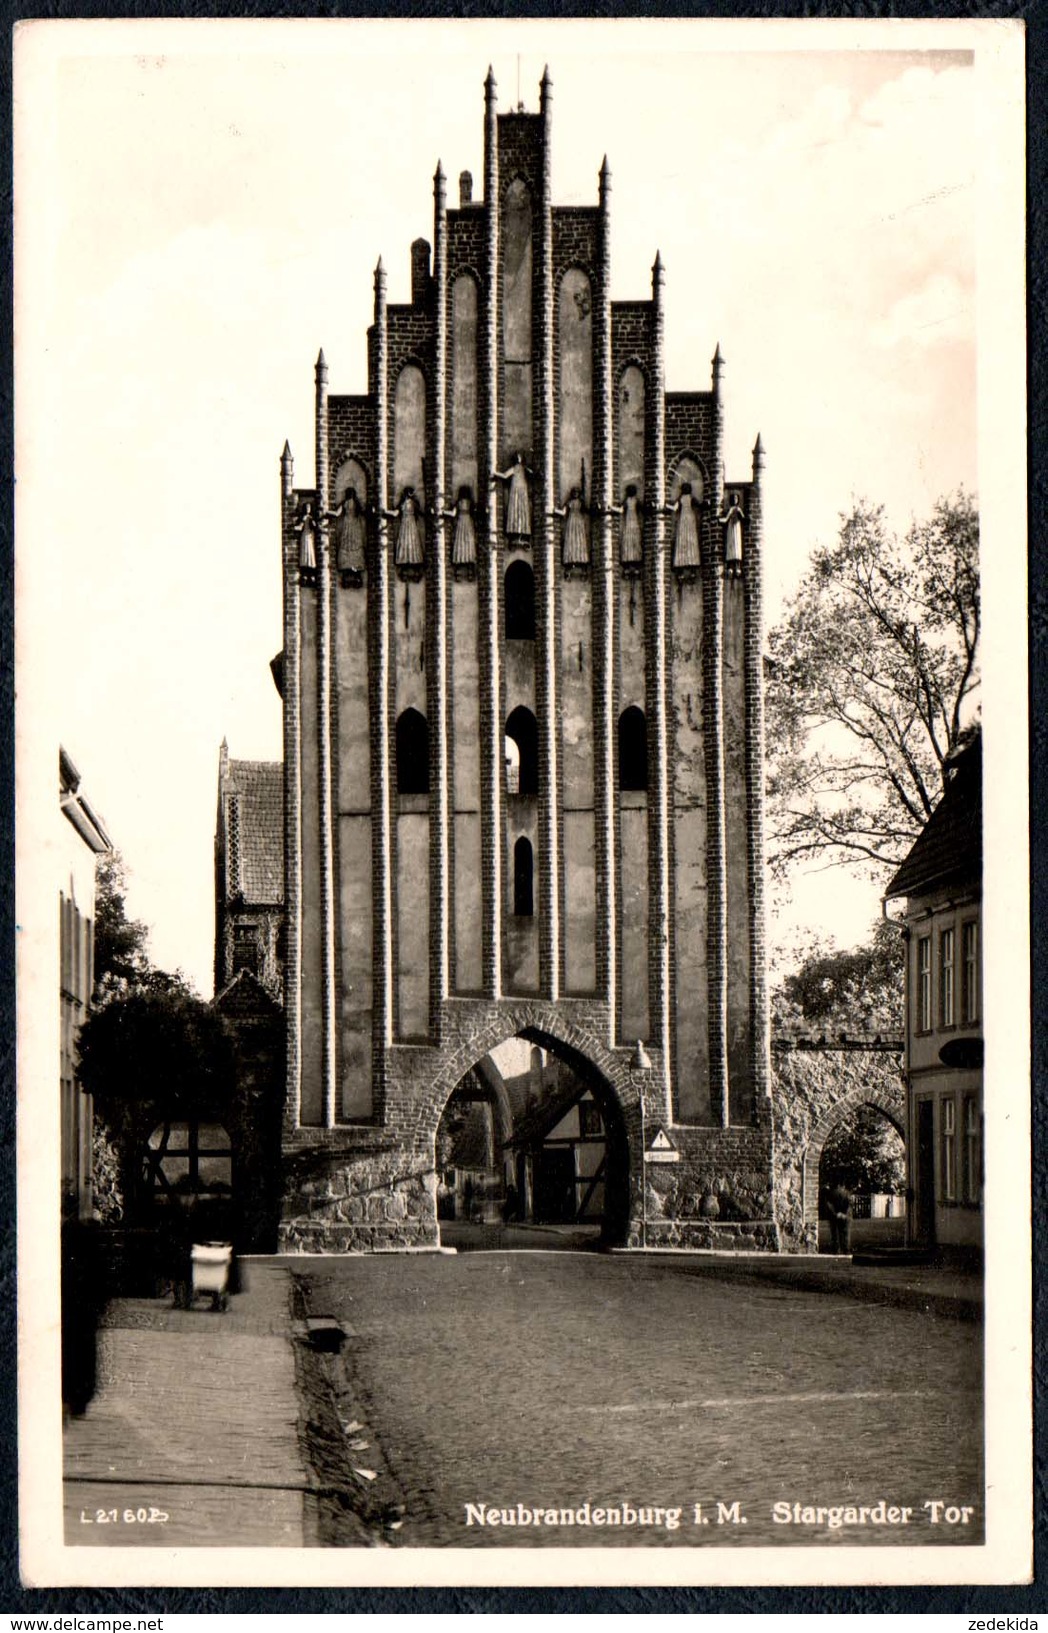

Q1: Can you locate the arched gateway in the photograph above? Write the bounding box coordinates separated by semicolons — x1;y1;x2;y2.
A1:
266;70;779;1254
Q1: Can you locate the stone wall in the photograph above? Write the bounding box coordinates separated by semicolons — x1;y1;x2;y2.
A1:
772;1047;905;1253
278;993;777;1253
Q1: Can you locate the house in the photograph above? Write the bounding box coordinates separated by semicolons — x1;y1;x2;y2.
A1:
213;744;287;1248
883;732;982;1254
59;747;111;1221
213;741;284;1000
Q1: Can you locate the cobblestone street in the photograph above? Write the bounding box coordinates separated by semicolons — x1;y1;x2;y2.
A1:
295;1252;983;1550
63;1251;982;1554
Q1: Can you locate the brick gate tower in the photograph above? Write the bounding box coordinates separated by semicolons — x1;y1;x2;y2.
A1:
276;69;778;1251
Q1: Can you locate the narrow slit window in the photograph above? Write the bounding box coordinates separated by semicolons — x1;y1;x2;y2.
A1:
618;706;648;791
505;560;536;640
396;708;430;795
513;836;534;917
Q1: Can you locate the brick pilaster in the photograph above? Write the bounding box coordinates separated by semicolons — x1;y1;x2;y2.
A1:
537;65;561;1001
593;155;617;1032
647;253;672;1118
281;442;302;1132
429;162;451;1034
314;350;338;1127
481;68;503;998
705;347;729;1127
746;434;771;1116
371;262;394;1078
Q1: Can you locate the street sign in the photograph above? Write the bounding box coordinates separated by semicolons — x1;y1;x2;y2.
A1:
644;1127;680;1164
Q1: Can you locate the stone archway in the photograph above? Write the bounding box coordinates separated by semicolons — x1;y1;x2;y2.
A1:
772;1045;905;1253
803;1081;905;1240
415;1003;641;1246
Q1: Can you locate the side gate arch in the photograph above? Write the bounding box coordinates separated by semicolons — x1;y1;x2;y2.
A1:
772;1043;905;1252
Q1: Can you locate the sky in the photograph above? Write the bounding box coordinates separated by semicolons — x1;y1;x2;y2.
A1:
15;18;1019;996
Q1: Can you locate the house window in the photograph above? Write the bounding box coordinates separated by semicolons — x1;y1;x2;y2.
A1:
142;1121;233;1200
962;920;979;1025
513;836;534;917
917;935;932;1032
963;1096;981;1204
578;1100;602;1139
232;923;261;978
940;927;956;1027
941;1097;957;1202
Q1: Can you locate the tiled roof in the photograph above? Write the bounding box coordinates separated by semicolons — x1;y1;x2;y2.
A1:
221;758;284;905
883;734;981;901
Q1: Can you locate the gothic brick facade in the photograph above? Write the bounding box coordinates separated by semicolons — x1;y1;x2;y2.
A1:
275;69;776;1251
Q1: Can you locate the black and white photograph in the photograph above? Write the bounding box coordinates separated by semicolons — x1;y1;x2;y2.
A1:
15;18;1030;1589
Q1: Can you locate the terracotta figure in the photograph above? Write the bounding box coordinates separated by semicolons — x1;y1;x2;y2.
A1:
492;453;532;542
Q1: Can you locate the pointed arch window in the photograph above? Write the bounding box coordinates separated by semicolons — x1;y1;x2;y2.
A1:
396;708;429;795
618;706;648;792
513;837;534;917
505;560;536;640
505;706;539;796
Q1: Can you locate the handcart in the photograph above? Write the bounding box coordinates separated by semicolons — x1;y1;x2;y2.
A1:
190;1241;233;1311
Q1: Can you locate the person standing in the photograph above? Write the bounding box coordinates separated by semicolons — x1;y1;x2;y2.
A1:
827;1182;853;1255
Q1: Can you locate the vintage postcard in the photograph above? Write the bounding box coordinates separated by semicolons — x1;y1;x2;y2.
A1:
15;17;1030;1590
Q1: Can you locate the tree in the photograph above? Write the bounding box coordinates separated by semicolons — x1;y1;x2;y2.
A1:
93;849;154;999
821;1104;905;1197
86;851;202;1217
766;491;979;878
772;918;904;1038
93;850;195;1003
77;986;235;1215
772;924;907;1203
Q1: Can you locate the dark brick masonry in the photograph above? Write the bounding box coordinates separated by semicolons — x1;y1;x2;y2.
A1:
268;69;776;1252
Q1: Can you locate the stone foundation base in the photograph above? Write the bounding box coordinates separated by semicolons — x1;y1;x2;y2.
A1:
278;1219;439;1253
627;1218;781;1252
277;1215;781;1254
277;1119;781;1254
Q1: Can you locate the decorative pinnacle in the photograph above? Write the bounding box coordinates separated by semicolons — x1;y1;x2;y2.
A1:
435;158;445;182
753;433;765;471
599;154;611;207
316;348;327;375
281;439;293;463
713;342;723;368
652;251;665;295
485;65;497;98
